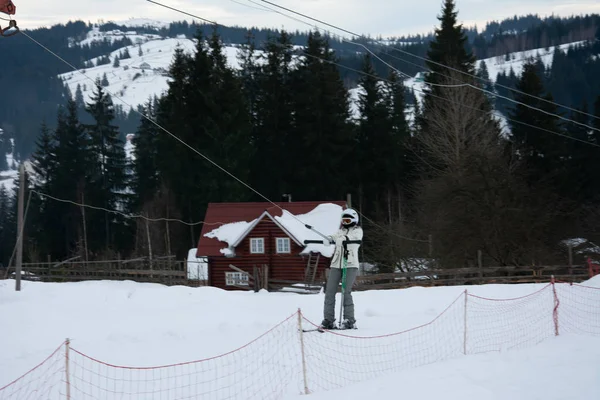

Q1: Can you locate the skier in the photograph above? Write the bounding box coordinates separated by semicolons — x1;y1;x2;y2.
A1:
320;208;363;330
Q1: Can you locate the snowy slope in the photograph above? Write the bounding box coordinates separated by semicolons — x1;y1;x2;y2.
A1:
479;41;588;82
62;31;196;111
60;26;297;113
75;25;163;48
1;276;599;398
59;24;588;125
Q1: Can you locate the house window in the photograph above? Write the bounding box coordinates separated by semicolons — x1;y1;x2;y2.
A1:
225;272;249;286
250;238;264;254
276;238;290;253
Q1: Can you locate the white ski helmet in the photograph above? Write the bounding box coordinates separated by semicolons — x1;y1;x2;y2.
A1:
341;208;359;227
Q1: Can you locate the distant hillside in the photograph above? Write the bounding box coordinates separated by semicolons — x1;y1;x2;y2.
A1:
0;13;599;162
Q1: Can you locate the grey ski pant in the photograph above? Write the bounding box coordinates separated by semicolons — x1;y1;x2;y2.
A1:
323;267;359;323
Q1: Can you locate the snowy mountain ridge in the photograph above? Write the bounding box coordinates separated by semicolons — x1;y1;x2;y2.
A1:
0;27;589;193
59;25;588;118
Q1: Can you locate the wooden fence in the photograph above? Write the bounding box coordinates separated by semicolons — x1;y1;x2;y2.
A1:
353;263;591;291
1;259;595;292
0;258;205;287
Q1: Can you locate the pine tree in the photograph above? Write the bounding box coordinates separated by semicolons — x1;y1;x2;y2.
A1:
84;84;129;254
75;84;85;109
30;122;56;201
0;128;8;171
424;0;476;91
288;30;353;200
237;31;260;129
205;28;253;202
40;101;91;259
28;123;56;258
508;62;566;180
386;69;412;193
154;45;195;230
561;102;600;202
131;100;160;211
250;30;295;199
354;53;393;214
154;29;253;255
416;0;497;158
156;30;212;239
475;60;495;106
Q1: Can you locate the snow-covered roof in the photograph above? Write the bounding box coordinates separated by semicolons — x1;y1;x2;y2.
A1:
203;203;344;257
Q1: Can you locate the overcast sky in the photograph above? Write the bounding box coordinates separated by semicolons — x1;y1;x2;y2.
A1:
11;0;600;38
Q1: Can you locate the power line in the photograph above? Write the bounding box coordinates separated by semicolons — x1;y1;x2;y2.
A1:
256;0;600;127
384;41;600;123
18;26;350;242
147;0;600;195
143;0;600;252
146;0;217;24
22;0;590;252
31;190;217;226
146;0;495;244
375;46;600;134
19;30;293;221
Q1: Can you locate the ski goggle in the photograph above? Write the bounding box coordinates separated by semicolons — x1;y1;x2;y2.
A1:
341;217;353;225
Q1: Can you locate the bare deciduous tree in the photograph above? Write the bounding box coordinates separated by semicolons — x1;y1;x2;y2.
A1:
134;182;185;259
411;71;565;268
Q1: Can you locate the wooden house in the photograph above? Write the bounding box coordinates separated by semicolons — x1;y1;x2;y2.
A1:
196;200;348;290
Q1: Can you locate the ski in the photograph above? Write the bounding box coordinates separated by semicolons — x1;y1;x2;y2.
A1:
301;325;358;333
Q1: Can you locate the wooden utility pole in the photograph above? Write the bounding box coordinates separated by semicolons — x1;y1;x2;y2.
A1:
477;250;483;283
15;163;24;291
165;207;172;259
428;234;433;258
145;214;153;271
81;192;89;262
568;244;573;275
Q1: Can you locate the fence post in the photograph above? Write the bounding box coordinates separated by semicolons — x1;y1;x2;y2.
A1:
551;275;560;336
477;250;483;284
297;309;309;395
568;245;573;275
463;290;468;355
65;338;71;400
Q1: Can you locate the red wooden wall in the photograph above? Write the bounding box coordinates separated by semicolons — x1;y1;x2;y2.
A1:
208;217;331;290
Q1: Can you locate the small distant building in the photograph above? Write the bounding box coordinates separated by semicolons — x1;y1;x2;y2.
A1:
139;62;151;70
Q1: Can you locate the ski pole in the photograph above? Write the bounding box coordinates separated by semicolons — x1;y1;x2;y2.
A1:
339;240;361;327
338;240;350;327
339;258;347;327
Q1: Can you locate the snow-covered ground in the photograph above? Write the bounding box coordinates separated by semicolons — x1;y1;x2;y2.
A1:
297;333;600;399
1;275;598;398
479;41;588;81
